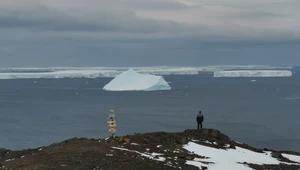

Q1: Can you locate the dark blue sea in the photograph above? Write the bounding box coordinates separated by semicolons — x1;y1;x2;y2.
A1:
1;70;300;151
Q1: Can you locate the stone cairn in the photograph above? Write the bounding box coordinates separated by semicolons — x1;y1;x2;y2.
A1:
107;110;116;138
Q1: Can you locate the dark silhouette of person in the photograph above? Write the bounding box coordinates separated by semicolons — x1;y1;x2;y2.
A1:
197;111;204;129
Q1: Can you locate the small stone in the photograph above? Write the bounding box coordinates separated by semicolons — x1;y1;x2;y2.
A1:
201;166;208;170
185;155;194;160
119;137;124;143
229;144;236;149
271;151;282;159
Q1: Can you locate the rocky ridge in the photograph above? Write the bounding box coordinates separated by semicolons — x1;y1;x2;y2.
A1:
1;129;300;170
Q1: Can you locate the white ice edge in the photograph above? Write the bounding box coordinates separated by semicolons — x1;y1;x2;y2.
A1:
0;65;293;79
281;97;300;100
214;70;292;77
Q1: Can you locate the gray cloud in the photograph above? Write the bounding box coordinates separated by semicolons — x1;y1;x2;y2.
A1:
1;0;299;37
0;0;299;67
0;4;169;33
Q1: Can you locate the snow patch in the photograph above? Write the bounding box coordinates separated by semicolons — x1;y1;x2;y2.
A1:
282;153;300;163
106;154;114;157
191;139;200;142
224;144;231;148
103;68;171;91
5;158;15;162
183;142;298;170
112;147;166;162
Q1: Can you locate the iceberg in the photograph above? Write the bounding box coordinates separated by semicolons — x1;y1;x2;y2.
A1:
214;70;293;77
103;68;171;91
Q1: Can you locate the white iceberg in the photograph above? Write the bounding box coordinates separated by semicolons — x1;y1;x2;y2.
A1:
103;68;171;91
214;70;293;77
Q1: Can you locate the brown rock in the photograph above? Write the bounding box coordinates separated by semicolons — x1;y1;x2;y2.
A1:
124;138;131;144
185;155;195;160
229;144;236;149
271;151;282;159
174;135;188;145
119;137;124;143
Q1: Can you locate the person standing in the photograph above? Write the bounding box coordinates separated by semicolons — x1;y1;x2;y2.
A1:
197;111;204;129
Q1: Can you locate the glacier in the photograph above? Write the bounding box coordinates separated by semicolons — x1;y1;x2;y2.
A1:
103;68;171;91
214;70;293;77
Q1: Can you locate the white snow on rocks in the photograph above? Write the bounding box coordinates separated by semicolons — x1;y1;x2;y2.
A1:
282;153;300;163
183;142;300;170
103;68;171;91
109;140;300;170
112;147;166;162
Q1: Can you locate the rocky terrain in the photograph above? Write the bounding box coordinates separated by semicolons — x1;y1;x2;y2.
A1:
1;129;300;170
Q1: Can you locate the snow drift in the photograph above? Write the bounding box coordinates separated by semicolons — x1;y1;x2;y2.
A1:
214;70;293;77
103;68;171;91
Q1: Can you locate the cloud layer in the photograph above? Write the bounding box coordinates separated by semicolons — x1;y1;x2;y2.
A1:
0;0;299;66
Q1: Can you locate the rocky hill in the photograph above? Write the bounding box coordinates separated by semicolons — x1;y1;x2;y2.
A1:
1;129;300;170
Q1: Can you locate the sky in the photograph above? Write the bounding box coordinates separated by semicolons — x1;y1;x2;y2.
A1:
0;0;299;67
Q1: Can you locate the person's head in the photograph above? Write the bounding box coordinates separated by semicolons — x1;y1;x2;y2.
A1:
199;111;201;114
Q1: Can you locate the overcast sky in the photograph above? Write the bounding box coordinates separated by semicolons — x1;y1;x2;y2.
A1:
0;0;299;67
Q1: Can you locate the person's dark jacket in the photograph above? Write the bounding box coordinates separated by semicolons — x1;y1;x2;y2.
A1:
197;113;204;123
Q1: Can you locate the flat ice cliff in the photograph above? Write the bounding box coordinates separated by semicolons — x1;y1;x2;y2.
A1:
214;70;293;77
103;68;171;91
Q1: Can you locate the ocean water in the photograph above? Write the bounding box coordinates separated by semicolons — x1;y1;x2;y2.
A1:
1;74;300;151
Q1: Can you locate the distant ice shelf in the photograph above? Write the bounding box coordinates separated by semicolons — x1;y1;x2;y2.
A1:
0;70;121;79
0;65;294;79
214;70;293;77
